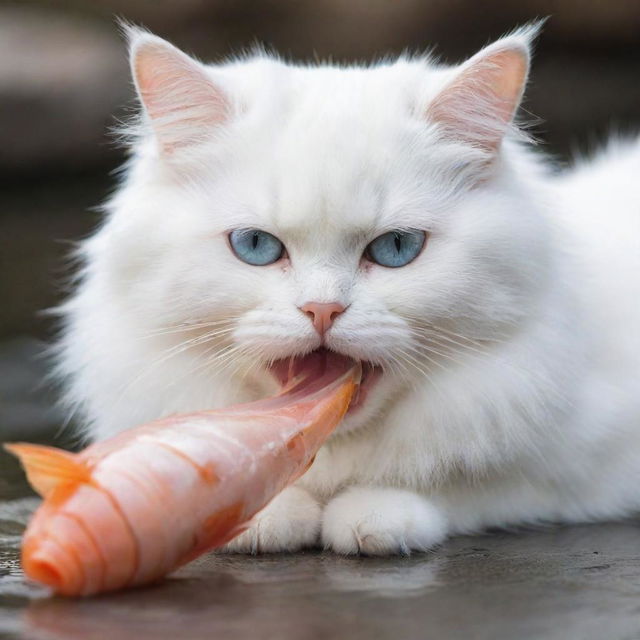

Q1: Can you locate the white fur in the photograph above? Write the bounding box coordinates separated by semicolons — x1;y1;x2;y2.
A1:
221;486;321;553
55;26;640;555
322;487;447;555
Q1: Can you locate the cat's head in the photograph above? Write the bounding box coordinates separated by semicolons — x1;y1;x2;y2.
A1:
100;25;550;430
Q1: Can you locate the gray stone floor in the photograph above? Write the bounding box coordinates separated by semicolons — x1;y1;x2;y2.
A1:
2;338;640;640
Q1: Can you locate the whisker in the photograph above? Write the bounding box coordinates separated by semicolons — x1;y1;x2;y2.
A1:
443;323;509;342
401;312;509;344
394;347;447;403
406;338;477;370
402;340;452;376
227;347;265;382
421;330;494;358
178;339;240;380
137;327;236;374
407;323;572;408
387;355;422;394
143;318;237;339
110;324;237;411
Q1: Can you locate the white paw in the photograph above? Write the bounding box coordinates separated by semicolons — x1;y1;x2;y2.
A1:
220;486;321;554
322;487;447;556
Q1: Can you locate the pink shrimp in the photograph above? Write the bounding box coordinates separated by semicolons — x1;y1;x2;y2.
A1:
5;356;360;597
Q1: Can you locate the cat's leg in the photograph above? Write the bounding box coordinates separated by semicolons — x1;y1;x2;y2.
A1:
220;485;321;553
322;486;448;555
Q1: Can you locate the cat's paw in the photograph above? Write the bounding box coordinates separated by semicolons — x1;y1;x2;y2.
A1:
322;487;447;555
219;486;321;554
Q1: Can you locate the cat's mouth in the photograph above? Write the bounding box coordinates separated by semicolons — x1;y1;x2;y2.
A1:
268;348;381;413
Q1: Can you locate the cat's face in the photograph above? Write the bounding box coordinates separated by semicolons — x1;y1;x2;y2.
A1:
105;28;546;430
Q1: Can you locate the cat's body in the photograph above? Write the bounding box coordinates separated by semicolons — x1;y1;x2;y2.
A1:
56;25;640;554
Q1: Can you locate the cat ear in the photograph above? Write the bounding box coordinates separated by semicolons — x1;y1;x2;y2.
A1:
426;26;538;154
128;29;230;154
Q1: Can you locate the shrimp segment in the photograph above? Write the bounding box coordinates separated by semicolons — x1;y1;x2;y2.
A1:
6;359;360;596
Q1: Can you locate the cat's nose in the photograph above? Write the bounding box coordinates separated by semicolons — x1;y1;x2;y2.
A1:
300;302;346;336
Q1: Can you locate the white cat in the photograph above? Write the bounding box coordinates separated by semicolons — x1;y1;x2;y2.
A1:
55;24;640;555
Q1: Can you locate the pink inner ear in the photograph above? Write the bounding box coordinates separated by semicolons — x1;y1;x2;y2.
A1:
133;40;229;153
426;47;528;152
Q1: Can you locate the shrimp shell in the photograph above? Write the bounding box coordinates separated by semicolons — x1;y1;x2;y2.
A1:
6;363;360;596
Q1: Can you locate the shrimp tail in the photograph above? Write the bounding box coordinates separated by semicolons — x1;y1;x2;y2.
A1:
4;443;90;498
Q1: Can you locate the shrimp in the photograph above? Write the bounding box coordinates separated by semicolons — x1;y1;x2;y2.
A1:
5;357;360;597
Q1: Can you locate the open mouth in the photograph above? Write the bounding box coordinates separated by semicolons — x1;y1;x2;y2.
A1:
268;348;382;414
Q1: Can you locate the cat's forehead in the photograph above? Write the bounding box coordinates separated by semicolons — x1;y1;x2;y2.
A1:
216;57;450;237
257;137;424;240
270;177;381;240
238;154;435;250
269;133;386;231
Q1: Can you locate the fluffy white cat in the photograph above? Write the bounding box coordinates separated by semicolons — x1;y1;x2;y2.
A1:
55;24;640;555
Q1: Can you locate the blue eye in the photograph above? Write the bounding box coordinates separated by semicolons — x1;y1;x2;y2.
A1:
229;229;285;266
365;229;426;268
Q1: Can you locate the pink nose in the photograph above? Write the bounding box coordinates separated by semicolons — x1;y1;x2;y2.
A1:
300;302;346;336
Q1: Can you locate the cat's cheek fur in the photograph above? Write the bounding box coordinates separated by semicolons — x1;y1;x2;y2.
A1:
321;487;448;555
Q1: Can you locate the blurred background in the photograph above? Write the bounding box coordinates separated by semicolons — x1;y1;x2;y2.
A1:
0;0;639;459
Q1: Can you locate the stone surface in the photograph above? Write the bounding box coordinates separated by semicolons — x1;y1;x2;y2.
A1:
1;340;640;639
2;495;640;639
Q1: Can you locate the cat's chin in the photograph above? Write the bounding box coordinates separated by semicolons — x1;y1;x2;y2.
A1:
268;347;382;415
